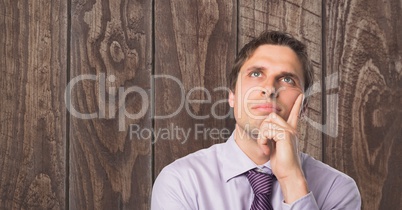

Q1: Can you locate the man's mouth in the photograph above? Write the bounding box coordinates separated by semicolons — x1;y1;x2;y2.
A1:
250;103;281;113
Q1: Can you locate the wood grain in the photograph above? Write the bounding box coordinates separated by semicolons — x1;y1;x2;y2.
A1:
238;0;323;160
325;0;402;209
69;0;152;209
0;0;67;209
154;0;237;175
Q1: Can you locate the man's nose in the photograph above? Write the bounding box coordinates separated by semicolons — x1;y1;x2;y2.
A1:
261;86;277;99
259;78;277;98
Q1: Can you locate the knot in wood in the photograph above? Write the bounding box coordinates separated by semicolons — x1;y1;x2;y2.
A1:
110;41;125;63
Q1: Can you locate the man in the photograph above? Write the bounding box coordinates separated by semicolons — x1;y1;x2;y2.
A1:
151;31;361;210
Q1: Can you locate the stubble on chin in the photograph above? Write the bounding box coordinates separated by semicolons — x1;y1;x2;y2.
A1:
236;122;261;141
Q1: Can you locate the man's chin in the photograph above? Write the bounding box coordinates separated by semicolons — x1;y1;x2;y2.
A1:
241;124;261;139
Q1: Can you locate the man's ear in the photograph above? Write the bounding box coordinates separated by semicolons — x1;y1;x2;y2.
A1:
228;90;235;108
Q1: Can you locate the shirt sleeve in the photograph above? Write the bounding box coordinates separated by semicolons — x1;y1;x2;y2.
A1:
320;175;362;210
279;175;361;210
280;192;319;210
298;154;362;210
151;166;194;210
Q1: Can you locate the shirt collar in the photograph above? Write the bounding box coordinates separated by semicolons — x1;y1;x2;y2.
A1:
221;131;273;182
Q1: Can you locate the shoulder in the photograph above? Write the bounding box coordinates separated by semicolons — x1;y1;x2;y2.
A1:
151;143;225;209
153;142;225;191
164;143;223;174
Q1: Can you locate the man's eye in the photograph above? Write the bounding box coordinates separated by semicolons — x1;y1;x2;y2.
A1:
282;77;295;84
250;72;261;77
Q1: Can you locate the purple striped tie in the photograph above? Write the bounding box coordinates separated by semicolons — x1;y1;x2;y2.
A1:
247;169;275;210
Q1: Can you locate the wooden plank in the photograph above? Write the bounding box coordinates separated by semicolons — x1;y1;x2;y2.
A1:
238;0;323;160
69;0;152;209
0;0;67;209
325;0;402;209
154;0;237;175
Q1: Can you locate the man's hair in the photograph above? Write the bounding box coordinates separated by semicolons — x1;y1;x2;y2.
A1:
228;30;314;94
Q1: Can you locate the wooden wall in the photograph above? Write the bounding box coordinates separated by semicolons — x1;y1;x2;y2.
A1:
325;0;402;209
1;0;67;209
0;0;401;210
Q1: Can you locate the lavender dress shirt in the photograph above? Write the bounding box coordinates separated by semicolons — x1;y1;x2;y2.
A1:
151;132;361;210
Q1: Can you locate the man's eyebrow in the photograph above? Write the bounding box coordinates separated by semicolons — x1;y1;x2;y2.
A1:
244;66;302;82
245;66;266;72
246;66;300;78
278;71;299;79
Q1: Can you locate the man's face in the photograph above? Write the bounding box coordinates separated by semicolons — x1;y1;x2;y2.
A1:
229;44;305;136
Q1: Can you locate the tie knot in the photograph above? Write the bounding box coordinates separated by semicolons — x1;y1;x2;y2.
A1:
246;169;275;194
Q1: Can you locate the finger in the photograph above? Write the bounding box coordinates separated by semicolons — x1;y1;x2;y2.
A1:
258;122;276;155
257;138;271;155
259;122;286;142
266;113;291;129
287;94;304;129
